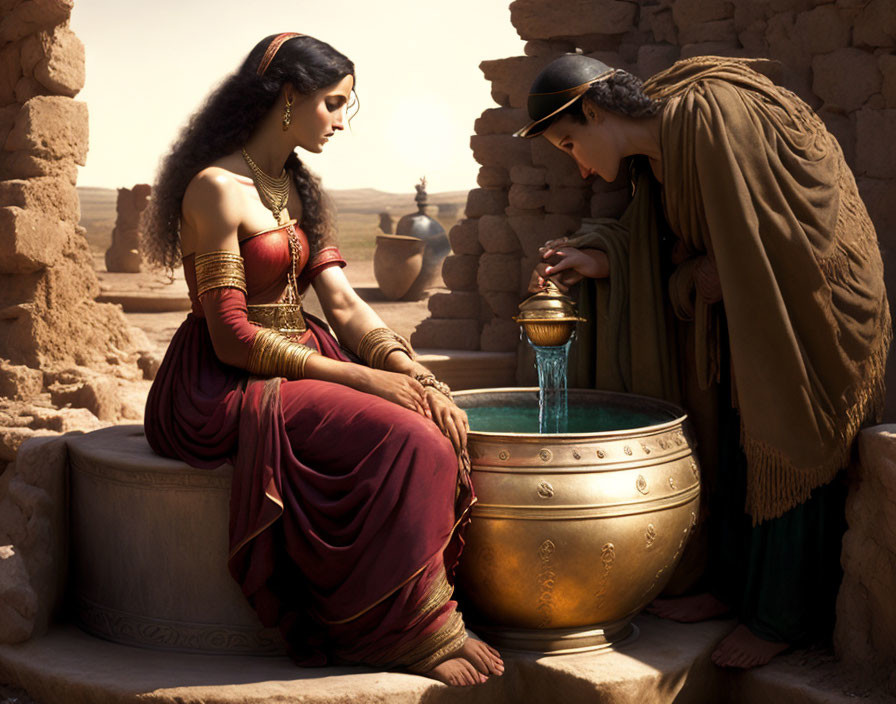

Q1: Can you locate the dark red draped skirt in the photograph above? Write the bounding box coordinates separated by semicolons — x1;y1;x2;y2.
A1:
145;313;473;668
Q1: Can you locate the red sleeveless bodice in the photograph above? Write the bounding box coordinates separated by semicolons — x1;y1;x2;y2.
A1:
181;221;311;316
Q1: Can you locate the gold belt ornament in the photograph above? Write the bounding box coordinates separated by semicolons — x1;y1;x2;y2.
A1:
247;302;307;335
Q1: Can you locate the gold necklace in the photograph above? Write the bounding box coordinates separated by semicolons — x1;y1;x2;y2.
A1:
241;148;290;223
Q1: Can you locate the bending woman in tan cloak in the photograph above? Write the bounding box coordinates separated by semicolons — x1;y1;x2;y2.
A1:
516;54;890;669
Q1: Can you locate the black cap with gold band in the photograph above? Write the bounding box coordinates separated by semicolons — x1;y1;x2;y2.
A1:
514;55;615;138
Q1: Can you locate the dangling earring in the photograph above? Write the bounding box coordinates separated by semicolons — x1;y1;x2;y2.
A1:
282;95;293;131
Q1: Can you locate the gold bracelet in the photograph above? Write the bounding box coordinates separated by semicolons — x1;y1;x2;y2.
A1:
194;251;248;297
246;328;316;379
415;373;452;400
357;327;415;369
358;328;401;368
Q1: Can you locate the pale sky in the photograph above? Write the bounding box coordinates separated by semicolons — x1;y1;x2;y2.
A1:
70;1;526;194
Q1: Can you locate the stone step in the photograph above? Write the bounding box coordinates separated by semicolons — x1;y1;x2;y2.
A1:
416;350;517;390
95;292;192;313
0;619;870;704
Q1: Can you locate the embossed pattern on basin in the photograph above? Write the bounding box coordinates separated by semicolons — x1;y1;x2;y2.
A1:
453;388;700;654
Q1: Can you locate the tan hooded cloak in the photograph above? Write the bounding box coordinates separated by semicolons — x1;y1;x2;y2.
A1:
565;57;890;523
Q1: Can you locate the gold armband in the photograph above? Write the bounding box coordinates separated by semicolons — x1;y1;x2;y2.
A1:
357;327;415;369
415;374;452;400
246;328;317;379
195;251;247;298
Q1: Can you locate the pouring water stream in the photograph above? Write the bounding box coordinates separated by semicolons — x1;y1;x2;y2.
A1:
514;280;585;434
531;340;572;434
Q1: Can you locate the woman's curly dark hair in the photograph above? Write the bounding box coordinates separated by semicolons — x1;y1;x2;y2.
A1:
142;34;355;270
563;69;664;122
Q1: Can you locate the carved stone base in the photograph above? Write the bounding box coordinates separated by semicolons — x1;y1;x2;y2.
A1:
472;620;637;655
67;425;284;655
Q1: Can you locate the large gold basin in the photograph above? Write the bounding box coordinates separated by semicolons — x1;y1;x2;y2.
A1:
453;388;700;654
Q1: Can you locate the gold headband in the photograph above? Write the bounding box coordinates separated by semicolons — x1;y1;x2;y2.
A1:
257;32;303;76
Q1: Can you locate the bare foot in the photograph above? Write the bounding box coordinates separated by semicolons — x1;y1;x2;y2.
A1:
646;593;730;622
711;624;788;669
458;636;504;677
424;635;504;686
428;656;487;686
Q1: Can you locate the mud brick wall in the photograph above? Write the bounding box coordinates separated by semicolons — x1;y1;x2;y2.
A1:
412;0;896;406
0;0;144;467
0;0;139;367
836;427;896;695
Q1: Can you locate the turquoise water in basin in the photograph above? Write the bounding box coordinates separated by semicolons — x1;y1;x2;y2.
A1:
465;405;667;434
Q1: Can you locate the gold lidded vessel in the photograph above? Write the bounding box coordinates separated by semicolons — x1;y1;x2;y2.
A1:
513;280;586;347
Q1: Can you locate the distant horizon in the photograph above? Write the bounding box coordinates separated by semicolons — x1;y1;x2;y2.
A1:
75;184;471;198
70;2;526;194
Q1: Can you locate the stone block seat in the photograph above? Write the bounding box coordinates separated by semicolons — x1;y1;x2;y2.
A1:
67;424;284;655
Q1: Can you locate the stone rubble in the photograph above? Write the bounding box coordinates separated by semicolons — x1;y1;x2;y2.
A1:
835;426;896;696
0;435;68;645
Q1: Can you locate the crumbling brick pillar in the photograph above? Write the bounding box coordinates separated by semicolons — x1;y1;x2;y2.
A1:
0;0;145;467
0;0;137;370
105;183;151;273
412;0;637;381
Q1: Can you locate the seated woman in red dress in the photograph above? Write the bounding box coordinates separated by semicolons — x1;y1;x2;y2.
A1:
141;32;503;687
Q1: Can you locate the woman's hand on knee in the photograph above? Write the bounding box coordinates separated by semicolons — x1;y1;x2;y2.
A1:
426;391;468;453
357;368;431;418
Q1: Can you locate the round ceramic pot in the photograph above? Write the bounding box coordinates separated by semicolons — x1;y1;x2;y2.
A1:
373;234;424;301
